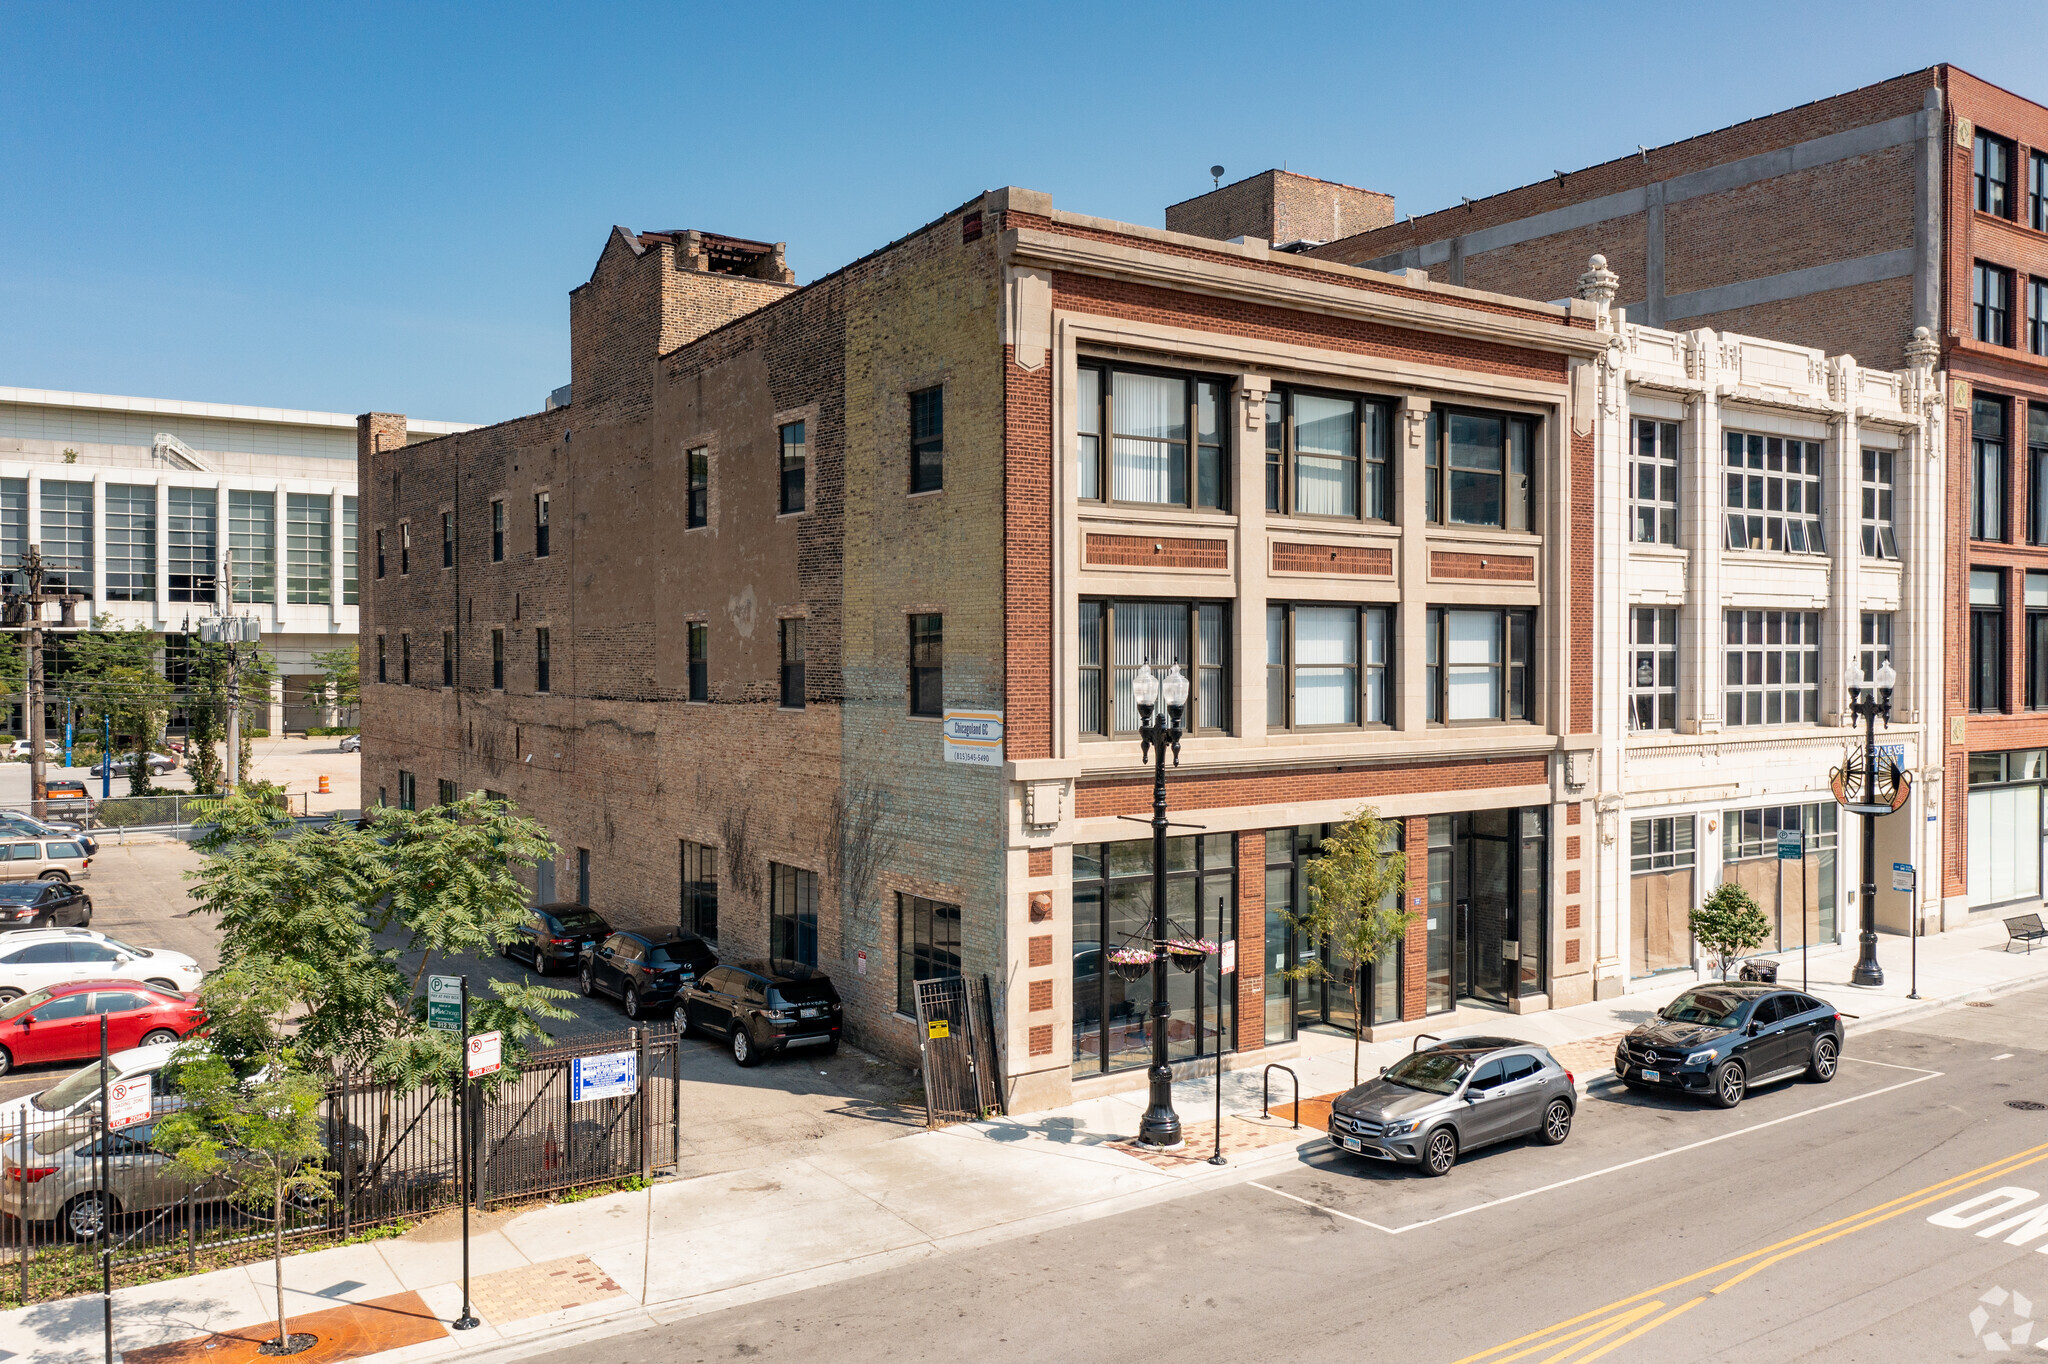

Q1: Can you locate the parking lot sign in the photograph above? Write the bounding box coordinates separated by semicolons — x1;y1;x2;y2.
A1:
1777;830;1802;861
571;1050;637;1103
108;1074;151;1129
466;1031;501;1078
428;975;463;1033
1893;862;1916;893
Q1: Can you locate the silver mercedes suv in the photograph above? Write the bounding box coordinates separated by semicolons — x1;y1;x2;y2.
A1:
1328;1036;1577;1176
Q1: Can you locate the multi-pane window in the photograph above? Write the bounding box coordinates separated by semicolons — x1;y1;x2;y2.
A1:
910;388;943;494
376;635;387;683
1976;262;2015;346
1631;418;1679;545
1264;603;1390;729
1979;133;2015;217
103;484;155;601
399;521;410;575
441;510;453;569
1078;599;1230;736
535;626;551;694
1724;609;1821;726
2034;151;2048;232
1861;448;1898;558
39;480;91;597
438;778;457;806
779;618;804;708
1425;408;1536;531
490;499;505;560
686;447;708;527
1628;607;1677;732
2028;573;2048;710
397;770;415;811
1425;607;1534;724
896;894;961;1015
768;862;818;968
1975;395;2010;541
2032;279;2048;357
1629;815;1696;977
1972;569;2006;713
908;613;942;717
534;491;551;556
286;493;331;604
441;629;455;687
341;495;357;605
0;479;25;593
681;840;718;940
490;628;504;689
375;528;385;580
779;422;806;514
687;622;708;701
228;490;275;603
1723;431;1824;553
1077;365;1229;510
400;633;412;685
2033;405;2048;546
1265;389;1388;520
1074;834;1236;1070
1859;612;1894;693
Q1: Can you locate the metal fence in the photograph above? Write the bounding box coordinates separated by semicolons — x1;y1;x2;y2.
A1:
912;976;1004;1127
0;1024;682;1306
22;790;314;830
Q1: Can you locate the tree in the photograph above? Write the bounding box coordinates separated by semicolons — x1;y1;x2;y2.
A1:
306;644;360;726
1691;882;1772;979
182;639;275;789
1286;807;1413;1085
155;956;334;1353
55;620;171;793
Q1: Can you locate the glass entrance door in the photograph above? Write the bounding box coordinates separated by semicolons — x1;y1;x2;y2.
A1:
1429;810;1537;1009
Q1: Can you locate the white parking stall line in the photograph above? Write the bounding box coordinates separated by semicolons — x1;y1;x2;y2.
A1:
1245;1180;1398;1232
1841;1055;1951;1072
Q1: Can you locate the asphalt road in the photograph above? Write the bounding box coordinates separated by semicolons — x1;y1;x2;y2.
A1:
532;988;2048;1364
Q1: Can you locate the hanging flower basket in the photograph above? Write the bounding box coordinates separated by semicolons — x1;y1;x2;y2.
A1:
1107;946;1156;982
1165;938;1219;974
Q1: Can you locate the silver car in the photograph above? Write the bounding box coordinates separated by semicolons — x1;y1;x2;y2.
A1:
1328;1036;1577;1176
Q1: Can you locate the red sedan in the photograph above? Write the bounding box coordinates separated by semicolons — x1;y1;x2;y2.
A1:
0;980;205;1076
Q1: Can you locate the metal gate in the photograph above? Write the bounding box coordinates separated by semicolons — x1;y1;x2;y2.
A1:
913;976;1003;1126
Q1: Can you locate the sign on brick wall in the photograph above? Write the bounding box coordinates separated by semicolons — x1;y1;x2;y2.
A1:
943;710;1004;768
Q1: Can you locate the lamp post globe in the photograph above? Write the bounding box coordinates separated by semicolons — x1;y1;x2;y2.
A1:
1160;662;1190;712
1131;662;1160;712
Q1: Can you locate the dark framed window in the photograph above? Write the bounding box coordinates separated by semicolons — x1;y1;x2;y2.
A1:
490;499;505;561
910;388;943;493
687;446;708;527
1425;607;1534;724
1265;603;1390;729
1861;447;1899;558
1975;395;2010;541
491;629;504;689
1860;612;1894;693
681;840;718;940
1724;609;1821;726
285;493;329;605
1264;388;1389;520
377;634;387;683
769;862;818;968
1425;407;1536;531
779;618;804;709
1631;418;1680;545
1978;132;2015;217
2032;280;2048;357
1721;803;1839;946
1972;569;2007;713
1073;834;1235;1073
1723;431;1824;553
1628;607;1677;732
688;622;708;701
1076;364;1228;510
577;847;590;906
103;484;154;601
535;627;551;694
375;528;385;579
1265;823;1405;1037
779;421;806;514
1630;816;1695;978
442;629;455;687
399;522;410;575
169;488;217;603
397;770;415;811
1976;262;2015;346
441;511;454;568
400;633;412;685
1078;599;1230;736
438;778;457;806
2034;151;2048;232
896;893;960;1015
909;613;943;717
534;491;551;557
2032;405;2048;546
2029;574;2048;710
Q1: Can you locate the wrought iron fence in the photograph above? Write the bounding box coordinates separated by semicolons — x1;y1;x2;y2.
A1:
912;975;1004;1127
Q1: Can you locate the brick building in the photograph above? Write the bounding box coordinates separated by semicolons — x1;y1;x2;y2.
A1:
360;191;1623;1113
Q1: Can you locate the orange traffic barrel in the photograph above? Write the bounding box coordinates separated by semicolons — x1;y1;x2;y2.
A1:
318;774;331;794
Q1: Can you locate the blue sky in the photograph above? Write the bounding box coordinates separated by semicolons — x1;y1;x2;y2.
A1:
6;1;2048;423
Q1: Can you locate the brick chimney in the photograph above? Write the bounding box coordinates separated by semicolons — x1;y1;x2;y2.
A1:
567;227;798;415
356;412;406;461
1166;170;1394;250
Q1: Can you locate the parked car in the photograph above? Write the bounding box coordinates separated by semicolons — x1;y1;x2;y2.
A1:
1615;983;1843;1108
337;734;361;753
0;837;91;884
0;811;95;855
579;931;716;1020
501;903;612;977
679;961;842;1067
0;981;205;1077
0;881;91;929
8;741;57;759
1328;1037;1577;1176
89;752;176;778
0;1041;177;1131
0;929;201;1002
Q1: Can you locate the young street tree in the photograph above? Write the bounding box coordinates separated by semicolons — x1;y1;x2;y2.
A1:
1288;806;1413;1085
1690;882;1773;979
305;643;360;728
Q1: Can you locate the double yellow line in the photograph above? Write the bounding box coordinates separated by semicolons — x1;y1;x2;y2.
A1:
1452;1137;2048;1363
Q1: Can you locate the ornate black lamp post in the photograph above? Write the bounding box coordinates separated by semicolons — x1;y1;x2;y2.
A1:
1845;658;1898;988
1133;661;1190;1148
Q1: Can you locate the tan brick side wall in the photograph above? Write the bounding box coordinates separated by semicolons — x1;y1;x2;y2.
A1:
1460;216;1650;309
1402;816;1428;1019
1164;171;1396;248
1084;533;1228;570
1004;347;1054;761
1429;550;1534;582
1271;542;1392;576
1234;829;1265;1050
1677;277;1917;371
1075;756;1548;819
1663;145;1916;295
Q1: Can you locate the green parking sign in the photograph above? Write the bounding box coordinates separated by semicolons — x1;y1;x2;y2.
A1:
427;974;463;1033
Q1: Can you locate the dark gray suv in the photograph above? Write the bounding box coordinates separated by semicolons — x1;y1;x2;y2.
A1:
1328;1037;1577;1176
1615;982;1843;1108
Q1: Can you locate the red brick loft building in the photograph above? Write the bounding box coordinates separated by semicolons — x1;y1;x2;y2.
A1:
357;190;1613;1113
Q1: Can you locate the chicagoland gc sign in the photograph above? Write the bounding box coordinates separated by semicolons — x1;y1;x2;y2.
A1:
942;710;1003;768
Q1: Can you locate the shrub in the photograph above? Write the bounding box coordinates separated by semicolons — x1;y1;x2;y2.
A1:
1691;882;1772;979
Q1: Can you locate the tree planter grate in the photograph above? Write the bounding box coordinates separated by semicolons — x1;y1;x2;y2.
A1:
2008;1100;2046;1111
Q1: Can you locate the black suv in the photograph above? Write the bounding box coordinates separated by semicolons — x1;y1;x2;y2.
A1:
502;903;612;977
1615;982;1843;1108
580;931;717;1020
679;962;842;1067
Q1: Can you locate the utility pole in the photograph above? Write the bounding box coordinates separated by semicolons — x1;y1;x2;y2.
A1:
4;547;88;819
200;548;257;791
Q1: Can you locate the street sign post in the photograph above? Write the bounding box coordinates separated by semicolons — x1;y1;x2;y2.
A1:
427;975;463;1033
1896;863;1920;999
571;1051;637;1103
107;1075;151;1130
1893;862;1916;892
451;977;477;1333
1775;829;1806;990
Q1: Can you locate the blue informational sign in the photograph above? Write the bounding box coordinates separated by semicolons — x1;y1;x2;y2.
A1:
1893;862;1916;893
571;1050;637;1103
1777;830;1803;861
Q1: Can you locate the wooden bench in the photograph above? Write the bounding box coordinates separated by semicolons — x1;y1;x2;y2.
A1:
2004;914;2048;954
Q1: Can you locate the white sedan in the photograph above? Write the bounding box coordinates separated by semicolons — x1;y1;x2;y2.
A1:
0;1041;177;1132
0;928;202;1002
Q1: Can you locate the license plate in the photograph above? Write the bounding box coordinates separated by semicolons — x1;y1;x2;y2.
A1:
1642;1069;1661;1083
1341;1136;1362;1152
800;1007;823;1019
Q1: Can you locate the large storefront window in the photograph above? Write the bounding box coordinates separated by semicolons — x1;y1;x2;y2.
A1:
1072;835;1235;1076
1425;809;1546;1012
1630;816;1695;977
1262;825;1402;1045
1969;750;2045;910
1722;804;1838;948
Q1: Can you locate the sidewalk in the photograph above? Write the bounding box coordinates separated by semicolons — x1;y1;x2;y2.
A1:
8;918;2041;1364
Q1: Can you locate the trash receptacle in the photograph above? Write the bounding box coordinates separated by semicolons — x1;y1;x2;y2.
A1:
1737;958;1779;983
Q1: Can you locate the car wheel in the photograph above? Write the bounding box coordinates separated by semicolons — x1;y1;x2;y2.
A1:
62;1191;115;1242
1711;1061;1746;1109
678;1007;696;1039
1808;1035;1840;1083
1422;1127;1458;1177
623;985;641;1020
0;988;19;1005
144;979;179;993
139;1028;179;1048
732;1023;761;1068
579;965;594;997
532;950;550;978
39;871;67;882
0;1045;14;1077
78;900;91;927
1538;1098;1573;1145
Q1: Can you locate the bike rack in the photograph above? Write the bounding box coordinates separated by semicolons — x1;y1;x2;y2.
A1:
1262;1063;1300;1128
1410;1032;1442;1053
